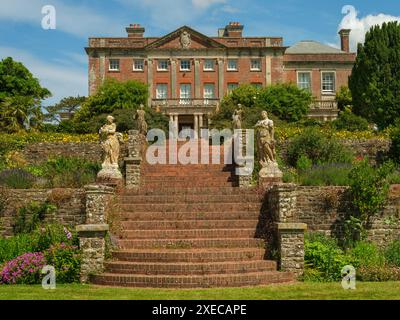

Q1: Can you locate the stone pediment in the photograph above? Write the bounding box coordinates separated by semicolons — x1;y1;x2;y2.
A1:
145;26;226;50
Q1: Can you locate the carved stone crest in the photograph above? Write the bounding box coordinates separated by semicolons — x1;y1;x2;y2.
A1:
180;31;191;49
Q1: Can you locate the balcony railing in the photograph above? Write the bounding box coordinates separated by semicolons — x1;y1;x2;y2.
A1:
151;98;220;108
310;100;338;110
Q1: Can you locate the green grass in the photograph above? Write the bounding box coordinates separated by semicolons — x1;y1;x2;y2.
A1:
0;282;399;300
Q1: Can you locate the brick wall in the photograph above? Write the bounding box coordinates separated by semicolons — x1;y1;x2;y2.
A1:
277;139;390;164
0;189;86;237
20;142;128;165
296;185;400;245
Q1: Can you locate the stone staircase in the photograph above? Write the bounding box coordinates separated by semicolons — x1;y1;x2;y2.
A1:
91;141;294;288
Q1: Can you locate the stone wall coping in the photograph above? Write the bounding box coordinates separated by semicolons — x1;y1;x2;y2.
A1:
270;183;297;192
124;157;142;163
84;184;115;194
76;224;109;232
277;223;307;231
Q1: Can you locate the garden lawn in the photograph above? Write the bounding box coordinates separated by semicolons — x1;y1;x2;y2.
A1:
0;282;399;300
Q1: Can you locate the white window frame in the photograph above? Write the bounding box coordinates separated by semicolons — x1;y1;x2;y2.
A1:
227;83;239;94
157;59;169;71
297;71;312;92
227;59;238;71
203;83;215;100
109;59;120;71
180;83;192;104
250;59;261;71
321;71;336;94
180;59;191;71
156;84;168;99
204;59;215;71
133;59;144;71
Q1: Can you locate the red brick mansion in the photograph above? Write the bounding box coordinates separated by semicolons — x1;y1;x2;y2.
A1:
86;22;356;130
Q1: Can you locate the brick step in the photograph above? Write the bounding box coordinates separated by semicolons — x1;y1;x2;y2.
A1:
141;164;234;170
117;238;265;249
111;248;266;263
119;203;261;212
104;260;277;275
118;194;262;204
141;173;234;179
121;187;260;196
119;211;261;221
141;181;237;188
141;177;236;184
90;271;294;288
120;228;257;239
121;219;259;230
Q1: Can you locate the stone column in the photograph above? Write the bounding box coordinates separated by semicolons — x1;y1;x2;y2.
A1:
267;183;306;278
218;58;225;99
194;114;199;139
125;130;145;189
235;130;252;188
277;223;307;277
194;59;201;98
174;114;179;138
171;59;177;99
199;113;204;130
77;184;114;283
147;58;153;106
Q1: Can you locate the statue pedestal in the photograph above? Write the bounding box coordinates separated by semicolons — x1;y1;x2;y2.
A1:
258;162;283;188
97;164;123;185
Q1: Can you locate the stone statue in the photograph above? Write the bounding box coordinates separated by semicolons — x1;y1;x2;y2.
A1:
255;111;282;179
97;115;123;181
135;104;148;135
232;105;243;130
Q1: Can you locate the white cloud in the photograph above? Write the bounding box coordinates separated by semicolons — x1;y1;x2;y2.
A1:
338;5;400;52
0;47;87;105
192;0;227;9
0;0;123;38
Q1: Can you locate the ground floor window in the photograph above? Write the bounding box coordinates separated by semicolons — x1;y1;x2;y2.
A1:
297;72;311;91
322;72;335;93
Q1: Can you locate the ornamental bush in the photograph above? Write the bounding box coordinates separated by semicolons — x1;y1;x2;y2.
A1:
0;168;35;189
0;252;46;284
44;243;81;283
286;127;354;167
385;240;400;267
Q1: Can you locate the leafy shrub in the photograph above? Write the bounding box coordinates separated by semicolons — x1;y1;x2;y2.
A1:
0;168;35;189
13;201;57;235
332;109;369;132
304;233;350;281
286;127;354;167
0;224;77;263
75;78;148;120
347;160;394;243
385;240;400;267
349;241;385;268
28;157;100;188
336;86;352;111
0;252;46;284
357;265;400;281
44;243;81;283
389;124;400;163
298;163;352;186
258;83;312;122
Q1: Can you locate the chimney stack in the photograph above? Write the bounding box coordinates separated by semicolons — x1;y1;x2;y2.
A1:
223;22;244;37
339;29;351;53
126;24;145;38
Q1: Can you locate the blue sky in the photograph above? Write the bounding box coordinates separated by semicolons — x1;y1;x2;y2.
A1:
0;0;399;105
